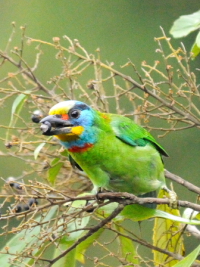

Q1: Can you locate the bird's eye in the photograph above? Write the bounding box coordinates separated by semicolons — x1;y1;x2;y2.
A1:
70;109;80;119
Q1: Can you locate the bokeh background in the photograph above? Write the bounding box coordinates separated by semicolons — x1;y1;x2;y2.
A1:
0;0;199;265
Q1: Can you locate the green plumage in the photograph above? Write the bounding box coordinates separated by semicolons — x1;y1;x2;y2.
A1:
68;110;167;195
41;100;168;198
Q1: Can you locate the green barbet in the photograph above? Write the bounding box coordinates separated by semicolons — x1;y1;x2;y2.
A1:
40;100;170;200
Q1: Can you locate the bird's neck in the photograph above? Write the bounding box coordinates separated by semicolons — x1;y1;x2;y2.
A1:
60;110;112;153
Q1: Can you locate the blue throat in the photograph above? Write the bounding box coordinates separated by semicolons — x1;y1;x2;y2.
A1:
60;126;97;149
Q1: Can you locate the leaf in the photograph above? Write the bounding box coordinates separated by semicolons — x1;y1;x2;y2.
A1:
10;93;27;126
52;241;76;267
76;228;104;263
98;200;200;226
34;142;46;159
0;206;58;266
182;208;199;220
6;93;28;141
114;224;139;265
51;157;60;165
170;10;200;38
191;42;200;59
53;199;92;265
57;195;92;243
153;210;200;225
121;203;156;221
195;31;200;47
173;245;200;267
48;158;63;184
153;190;184;267
34;136;52;159
190;31;200;59
194;213;200;221
60;150;69;157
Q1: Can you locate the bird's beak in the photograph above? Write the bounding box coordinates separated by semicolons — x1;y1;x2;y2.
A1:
40;115;73;136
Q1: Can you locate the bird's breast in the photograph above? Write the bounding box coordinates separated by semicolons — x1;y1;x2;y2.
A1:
68;143;94;153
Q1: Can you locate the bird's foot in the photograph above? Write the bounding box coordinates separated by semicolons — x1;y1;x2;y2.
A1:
162;185;178;209
92;186;105;204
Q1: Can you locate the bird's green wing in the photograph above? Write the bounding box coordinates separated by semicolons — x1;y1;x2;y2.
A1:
110;115;168;157
69;154;83;171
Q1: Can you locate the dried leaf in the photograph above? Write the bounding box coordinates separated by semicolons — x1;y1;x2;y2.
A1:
153;190;185;266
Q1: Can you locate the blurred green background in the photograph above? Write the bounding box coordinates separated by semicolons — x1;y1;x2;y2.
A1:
0;0;199;264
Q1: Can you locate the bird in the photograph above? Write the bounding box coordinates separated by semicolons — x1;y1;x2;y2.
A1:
40;100;171;204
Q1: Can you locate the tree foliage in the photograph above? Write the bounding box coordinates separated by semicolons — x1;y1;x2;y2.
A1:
0;25;200;266
170;9;200;58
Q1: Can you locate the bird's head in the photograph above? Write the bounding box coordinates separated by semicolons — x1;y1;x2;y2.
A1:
40;100;94;142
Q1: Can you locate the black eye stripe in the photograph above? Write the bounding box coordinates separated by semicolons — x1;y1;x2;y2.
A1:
68;103;90;119
75;103;90;110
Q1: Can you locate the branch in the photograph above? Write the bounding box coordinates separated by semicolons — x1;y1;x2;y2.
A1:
28;37;200;127
96;192;200;212
2;188;200;223
165;169;200;195
47;203;124;266
110;226;200;267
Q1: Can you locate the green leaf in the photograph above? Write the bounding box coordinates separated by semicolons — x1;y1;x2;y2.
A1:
153;209;200;225
0;206;58;266
173;245;200;267
60;199;91;243
58;220;89;244
196;31;200;47
52;199;92;265
153;190;184;266
190;31;200;59
53;241;76;267
34;142;46;159
191;42;200;59
194;213;200;221
10;93;27;126
97;200;200;225
34;136;52;159
76;228;104;263
6;93;28;141
60;150;69;157
48;158;63;184
51;157;60;165
114;224;139;265
170;10;200;38
121;204;156;221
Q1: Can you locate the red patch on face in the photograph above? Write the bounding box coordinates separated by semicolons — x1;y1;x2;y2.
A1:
101;114;109;120
68;143;93;153
62;114;69;120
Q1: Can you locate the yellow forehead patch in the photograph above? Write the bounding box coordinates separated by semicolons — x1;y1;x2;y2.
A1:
49;101;76;115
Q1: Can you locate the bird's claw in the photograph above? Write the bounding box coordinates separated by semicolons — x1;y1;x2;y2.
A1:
91;187;105;204
168;190;178;209
95;187;105;204
162;186;178;209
